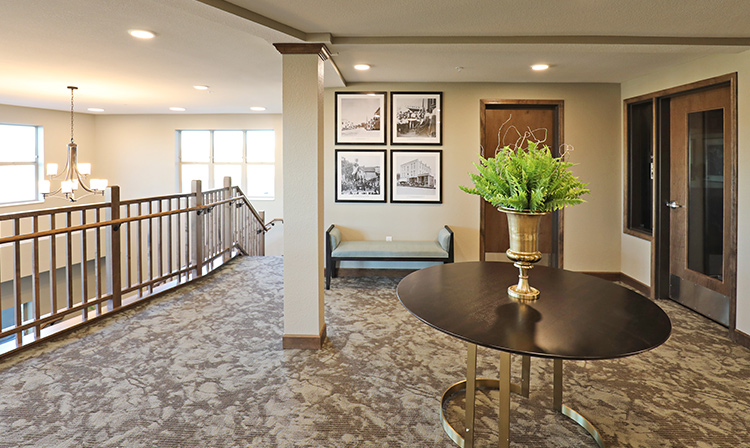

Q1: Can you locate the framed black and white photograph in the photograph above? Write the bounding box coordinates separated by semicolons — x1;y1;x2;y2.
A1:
390;150;442;203
335;92;387;145
390;92;442;145
335;150;387;202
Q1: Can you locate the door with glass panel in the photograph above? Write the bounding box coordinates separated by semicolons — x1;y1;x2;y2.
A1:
668;84;734;326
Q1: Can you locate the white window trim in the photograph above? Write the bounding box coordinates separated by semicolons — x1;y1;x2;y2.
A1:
177;129;275;199
0;123;44;207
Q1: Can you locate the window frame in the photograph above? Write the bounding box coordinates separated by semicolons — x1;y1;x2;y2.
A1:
0;122;44;207
177;129;276;200
624;98;655;239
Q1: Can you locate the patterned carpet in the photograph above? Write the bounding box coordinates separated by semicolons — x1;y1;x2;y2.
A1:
0;256;748;447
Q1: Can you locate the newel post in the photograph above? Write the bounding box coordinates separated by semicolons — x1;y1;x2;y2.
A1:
223;176;232;262
192;180;204;277
105;186;122;310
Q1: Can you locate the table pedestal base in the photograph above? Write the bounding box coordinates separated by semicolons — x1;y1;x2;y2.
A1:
439;344;605;448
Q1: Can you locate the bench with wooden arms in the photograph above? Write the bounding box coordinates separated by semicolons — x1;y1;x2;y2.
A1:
325;224;454;290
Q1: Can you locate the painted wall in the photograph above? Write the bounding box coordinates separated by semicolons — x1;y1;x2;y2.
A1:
620;49;750;335
0;106;284;289
324;82;622;272
0;104;98;214
0;104;100;283
93;113;284;256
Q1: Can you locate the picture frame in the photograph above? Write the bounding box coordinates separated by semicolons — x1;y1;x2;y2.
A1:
335;92;387;145
390;92;442;145
335;149;387;202
390;150;442;203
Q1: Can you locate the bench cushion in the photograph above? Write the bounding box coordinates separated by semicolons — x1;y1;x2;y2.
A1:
438;227;452;252
331;240;448;259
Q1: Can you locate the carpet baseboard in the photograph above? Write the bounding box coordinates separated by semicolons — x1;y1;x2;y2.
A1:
335;268;417;278
618;273;651;297
283;324;327;349
735;329;750;349
579;271;621;282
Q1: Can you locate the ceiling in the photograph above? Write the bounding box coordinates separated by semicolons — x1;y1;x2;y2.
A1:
2;0;750;114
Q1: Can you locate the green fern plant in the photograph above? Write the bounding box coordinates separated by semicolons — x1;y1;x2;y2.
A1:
460;140;589;212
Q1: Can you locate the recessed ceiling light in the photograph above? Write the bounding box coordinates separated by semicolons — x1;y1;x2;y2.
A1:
193;85;209;90
87;108;104;112
250;106;266;111
169;107;186;112
354;64;371;71
129;29;156;39
531;64;550;71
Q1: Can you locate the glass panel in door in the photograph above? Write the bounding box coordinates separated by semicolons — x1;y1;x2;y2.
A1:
686;109;723;279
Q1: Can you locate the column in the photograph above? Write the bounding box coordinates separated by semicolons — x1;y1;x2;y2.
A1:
274;43;329;349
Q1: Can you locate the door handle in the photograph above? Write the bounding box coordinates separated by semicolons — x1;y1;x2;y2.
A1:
666;200;684;209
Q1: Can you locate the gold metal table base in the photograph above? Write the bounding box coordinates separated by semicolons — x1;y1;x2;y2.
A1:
439;344;605;448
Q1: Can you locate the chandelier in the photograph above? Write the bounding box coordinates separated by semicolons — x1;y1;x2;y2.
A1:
40;86;108;201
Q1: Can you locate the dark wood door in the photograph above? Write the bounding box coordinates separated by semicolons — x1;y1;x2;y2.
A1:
479;101;563;267
668;84;734;325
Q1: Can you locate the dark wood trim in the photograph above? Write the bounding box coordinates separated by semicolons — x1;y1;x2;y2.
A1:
734;329;750;349
629;73;738;330
619;273;651;297
579;272;621;282
654;97;672;300
624;73;737;103
283;324;327;350
579;271;651;298
478;100;565;267
334;268;418;278
622;97;655;241
728;73;739;332
273;43;330;61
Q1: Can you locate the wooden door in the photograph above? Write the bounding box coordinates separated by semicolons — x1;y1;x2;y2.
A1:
480;101;563;267
668;84;734;325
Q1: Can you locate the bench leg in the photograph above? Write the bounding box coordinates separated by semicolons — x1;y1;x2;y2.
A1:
326;265;332;290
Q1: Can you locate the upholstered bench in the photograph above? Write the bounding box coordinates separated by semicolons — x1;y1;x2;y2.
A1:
325;224;454;289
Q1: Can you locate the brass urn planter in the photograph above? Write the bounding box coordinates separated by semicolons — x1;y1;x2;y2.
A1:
502;208;546;301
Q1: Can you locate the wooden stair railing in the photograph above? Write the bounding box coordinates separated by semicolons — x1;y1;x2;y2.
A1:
0;178;272;359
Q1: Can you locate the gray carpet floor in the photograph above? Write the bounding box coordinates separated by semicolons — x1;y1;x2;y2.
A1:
0;256;748;447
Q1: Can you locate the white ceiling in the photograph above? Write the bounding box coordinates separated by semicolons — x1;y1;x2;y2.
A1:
2;0;749;114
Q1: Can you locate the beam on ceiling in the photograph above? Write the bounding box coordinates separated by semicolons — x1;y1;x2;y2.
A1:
331;35;750;46
194;0;308;41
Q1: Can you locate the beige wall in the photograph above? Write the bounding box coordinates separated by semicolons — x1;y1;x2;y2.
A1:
620;49;750;335
94;113;284;256
0;107;284;285
0;104;98;214
324;82;622;272
0;105;99;282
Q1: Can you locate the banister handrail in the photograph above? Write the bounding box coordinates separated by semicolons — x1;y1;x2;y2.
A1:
230;186;281;233
0;196;245;245
0;180;268;359
0;201;108;221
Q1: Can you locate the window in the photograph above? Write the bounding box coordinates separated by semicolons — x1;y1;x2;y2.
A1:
625;100;654;236
178;129;275;199
0;123;42;205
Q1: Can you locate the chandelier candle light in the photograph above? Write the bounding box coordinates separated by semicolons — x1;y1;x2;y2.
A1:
40;86;108;201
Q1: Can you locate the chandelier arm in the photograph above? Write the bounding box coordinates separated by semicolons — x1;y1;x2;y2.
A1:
76;172;95;193
43;187;63;197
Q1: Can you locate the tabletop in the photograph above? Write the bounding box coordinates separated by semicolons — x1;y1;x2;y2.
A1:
397;262;672;360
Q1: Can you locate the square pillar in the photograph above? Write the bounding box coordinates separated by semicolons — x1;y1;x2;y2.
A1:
274;43;329;349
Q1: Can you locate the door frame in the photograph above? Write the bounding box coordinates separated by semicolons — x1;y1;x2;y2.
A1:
479;99;565;267
649;73;738;332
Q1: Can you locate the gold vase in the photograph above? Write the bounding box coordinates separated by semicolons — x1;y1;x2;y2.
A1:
502;208;546;301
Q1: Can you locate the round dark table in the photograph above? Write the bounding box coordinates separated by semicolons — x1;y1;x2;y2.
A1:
397;262;672;448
